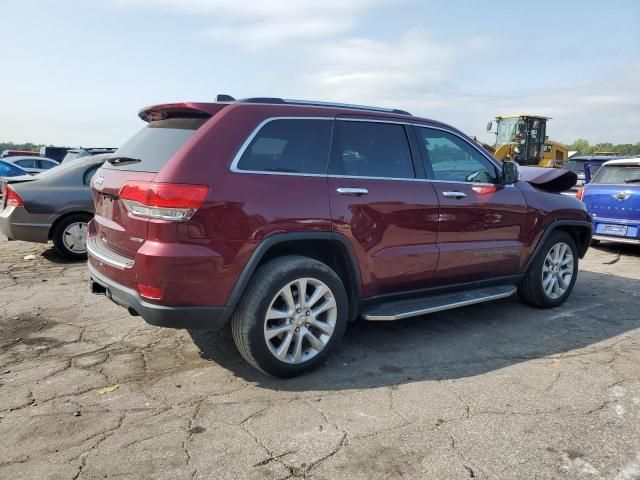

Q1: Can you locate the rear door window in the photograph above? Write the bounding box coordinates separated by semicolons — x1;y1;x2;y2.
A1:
236;119;333;174
38;160;57;169
329;121;415;179
103;117;208;173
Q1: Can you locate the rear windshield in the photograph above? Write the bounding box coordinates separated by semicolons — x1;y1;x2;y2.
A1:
104;117;207;173
592;165;640;184
564;160;588;173
62;151;83;163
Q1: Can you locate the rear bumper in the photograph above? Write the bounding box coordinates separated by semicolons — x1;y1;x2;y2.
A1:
0;206;51;243
88;263;233;330
591;216;640;244
592;235;640;245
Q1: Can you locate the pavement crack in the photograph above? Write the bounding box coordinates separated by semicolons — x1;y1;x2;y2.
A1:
302;432;348;477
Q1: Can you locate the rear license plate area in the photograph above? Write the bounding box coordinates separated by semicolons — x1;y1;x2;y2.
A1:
603;224;628;236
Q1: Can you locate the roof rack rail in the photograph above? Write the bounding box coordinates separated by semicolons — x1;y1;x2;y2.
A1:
237;97;412;116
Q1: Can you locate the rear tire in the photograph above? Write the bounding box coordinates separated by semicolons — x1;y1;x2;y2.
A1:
231;255;348;377
52;214;92;260
519;231;579;308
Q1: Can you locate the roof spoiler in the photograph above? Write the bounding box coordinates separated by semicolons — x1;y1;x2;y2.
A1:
138;102;227;122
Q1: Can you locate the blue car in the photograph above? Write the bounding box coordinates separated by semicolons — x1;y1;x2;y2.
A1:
579;158;640;245
564;155;630;194
0;159;30;178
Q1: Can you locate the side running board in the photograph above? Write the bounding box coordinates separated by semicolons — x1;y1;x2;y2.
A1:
362;285;517;321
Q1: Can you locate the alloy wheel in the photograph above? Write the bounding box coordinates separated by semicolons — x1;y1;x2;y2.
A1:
263;277;337;364
541;242;574;299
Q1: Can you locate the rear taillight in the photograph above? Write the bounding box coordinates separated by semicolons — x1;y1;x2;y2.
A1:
3;185;24;207
576;187;584;201
119;181;208;221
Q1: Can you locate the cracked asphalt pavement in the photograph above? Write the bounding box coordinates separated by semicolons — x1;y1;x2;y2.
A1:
1;234;640;479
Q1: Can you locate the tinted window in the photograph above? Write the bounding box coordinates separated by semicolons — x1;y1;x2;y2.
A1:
237;119;332;174
16;159;37;169
38;160;58;170
330;121;414;178
83;165;101;185
592;165;640;184
103;117;207;173
62;151;82;163
417;127;499;183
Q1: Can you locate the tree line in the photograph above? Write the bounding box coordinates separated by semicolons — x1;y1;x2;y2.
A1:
0;142;44;153
567;139;640;156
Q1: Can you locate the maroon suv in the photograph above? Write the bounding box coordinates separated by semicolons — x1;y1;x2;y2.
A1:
88;96;592;377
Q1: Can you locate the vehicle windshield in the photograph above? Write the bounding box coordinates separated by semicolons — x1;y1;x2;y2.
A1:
564;160;594;174
591;165;640;184
496;118;520;145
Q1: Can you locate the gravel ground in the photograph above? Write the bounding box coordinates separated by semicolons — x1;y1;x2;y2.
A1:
1;234;639;480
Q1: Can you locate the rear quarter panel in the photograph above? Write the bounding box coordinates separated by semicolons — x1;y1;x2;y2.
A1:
129;105;334;306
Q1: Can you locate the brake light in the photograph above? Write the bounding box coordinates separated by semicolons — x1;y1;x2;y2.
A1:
3;185;24;207
119;181;208;221
576;187;584;201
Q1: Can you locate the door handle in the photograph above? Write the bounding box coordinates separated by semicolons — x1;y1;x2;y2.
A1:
442;191;467;199
337;187;369;197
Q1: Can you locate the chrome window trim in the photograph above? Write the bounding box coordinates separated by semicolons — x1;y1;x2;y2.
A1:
229;116;511;187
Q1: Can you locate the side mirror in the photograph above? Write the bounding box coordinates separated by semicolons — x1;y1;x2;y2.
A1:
532;119;542;129
486;121;493;132
502;161;519;184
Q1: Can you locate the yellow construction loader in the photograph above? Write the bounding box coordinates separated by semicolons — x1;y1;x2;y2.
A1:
483;115;568;167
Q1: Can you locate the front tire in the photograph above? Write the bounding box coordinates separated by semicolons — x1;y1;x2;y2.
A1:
519;231;579;308
52;214;91;260
231;255;348;377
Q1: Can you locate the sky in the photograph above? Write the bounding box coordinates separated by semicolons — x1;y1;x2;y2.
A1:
1;0;639;147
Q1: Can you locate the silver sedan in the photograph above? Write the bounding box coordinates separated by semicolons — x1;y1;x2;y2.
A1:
0;154;109;259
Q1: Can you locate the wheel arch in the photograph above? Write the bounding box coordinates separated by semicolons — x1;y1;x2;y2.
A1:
48;211;93;240
227;232;362;321
524;220;592;271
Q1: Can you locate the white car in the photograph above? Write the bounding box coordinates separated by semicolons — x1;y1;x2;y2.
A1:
4;156;60;174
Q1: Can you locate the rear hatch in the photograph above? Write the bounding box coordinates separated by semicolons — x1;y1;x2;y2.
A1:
584;163;640;221
92;111;211;259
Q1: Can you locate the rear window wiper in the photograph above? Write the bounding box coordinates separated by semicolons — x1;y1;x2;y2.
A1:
108;156;142;166
624;177;640;183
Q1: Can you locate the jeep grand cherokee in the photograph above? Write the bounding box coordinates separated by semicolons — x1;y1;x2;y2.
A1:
88;96;591;377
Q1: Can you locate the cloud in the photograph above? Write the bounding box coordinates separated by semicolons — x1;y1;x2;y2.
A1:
293;31;640;144
117;0;393;48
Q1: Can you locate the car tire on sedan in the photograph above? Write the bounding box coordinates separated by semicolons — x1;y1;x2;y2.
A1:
52;213;92;260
